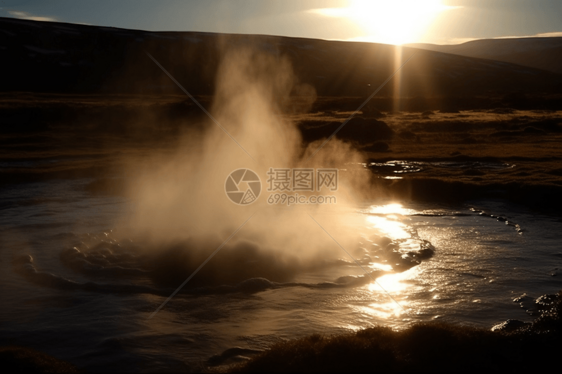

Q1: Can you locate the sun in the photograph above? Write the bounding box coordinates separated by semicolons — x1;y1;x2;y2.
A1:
313;0;456;45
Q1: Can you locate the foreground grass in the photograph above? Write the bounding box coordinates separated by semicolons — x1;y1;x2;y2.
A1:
0;346;82;373
223;292;562;373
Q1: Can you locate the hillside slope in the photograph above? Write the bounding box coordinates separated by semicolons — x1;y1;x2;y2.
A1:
408;37;562;75
2;17;561;97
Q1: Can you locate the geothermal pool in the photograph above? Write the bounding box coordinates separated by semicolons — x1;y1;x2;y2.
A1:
1;178;561;372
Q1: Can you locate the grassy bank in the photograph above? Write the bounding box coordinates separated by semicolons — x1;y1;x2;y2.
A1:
0;346;82;373
221;291;562;373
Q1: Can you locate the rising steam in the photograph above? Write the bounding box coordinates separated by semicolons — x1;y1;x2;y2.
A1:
117;44;373;286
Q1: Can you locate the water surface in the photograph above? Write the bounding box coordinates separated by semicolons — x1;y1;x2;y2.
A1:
1;179;561;372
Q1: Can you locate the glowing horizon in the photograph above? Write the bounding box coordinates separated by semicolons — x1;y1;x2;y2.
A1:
3;1;562;46
309;0;460;45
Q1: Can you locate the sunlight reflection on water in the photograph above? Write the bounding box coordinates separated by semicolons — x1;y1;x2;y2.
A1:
366;215;410;239
371;269;417;294
3;192;561;372
356;301;406;320
368;203;415;215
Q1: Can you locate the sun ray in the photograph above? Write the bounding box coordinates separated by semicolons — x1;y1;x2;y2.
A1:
311;0;458;45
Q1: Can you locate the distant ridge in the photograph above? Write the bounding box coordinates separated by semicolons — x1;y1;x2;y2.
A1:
1;17;561;96
407;37;562;75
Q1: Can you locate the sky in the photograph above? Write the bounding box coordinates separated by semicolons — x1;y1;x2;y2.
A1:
1;0;562;45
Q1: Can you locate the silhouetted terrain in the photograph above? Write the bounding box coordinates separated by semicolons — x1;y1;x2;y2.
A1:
408;37;562;75
1;15;562;208
2;17;562;99
222;291;562;373
2;18;562;206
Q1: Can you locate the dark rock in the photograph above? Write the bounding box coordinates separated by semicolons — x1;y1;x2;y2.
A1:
362;141;389;152
207;347;263;366
491;319;530;332
361;105;386;119
337;117;394;142
513;294;530;303
536;294;558;311
235;278;275;293
514;293;537;315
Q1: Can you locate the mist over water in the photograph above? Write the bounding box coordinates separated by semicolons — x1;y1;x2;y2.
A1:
3;41;562;373
115;45;375;287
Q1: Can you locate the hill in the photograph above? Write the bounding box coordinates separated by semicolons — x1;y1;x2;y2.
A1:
1;17;561;99
407;37;562;75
